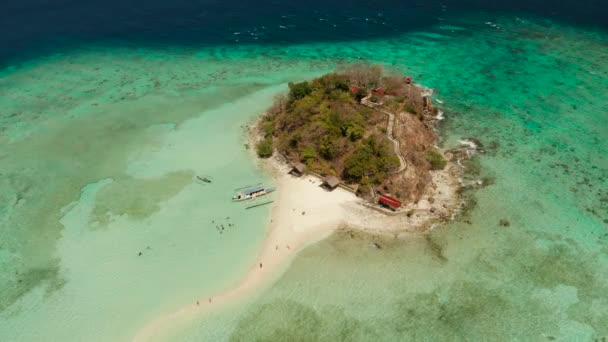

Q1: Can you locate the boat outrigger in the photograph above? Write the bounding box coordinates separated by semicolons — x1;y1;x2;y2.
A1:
232;185;275;201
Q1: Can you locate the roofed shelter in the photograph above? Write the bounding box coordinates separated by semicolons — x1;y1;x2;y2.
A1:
322;176;340;191
289;163;307;177
378;194;402;211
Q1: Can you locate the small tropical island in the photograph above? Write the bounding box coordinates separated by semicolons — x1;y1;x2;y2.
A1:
254;63;461;212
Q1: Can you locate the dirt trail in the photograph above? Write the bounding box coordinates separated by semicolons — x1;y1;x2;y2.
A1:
361;97;407;174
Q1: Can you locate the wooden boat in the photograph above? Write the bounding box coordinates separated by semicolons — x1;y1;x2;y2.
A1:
232;185;275;201
196;176;212;183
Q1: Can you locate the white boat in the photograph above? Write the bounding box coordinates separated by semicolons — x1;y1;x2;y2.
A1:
232;185;275;201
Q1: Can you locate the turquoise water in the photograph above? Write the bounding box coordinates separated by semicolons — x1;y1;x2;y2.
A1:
1;11;607;341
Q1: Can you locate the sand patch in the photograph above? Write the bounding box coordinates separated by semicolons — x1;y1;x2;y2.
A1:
90;170;194;226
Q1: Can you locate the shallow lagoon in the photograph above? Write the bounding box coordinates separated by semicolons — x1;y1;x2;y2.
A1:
1;11;607;341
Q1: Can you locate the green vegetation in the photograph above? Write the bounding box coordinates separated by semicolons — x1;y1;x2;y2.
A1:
287;81;313;101
259;65;440;201
256;137;273;158
426;150;447;170
343;137;399;183
262;71;401;186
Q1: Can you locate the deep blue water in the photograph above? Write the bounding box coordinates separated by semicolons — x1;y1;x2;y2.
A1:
1;0;607;67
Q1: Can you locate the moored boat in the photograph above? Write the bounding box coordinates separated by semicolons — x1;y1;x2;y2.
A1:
232;185;275;201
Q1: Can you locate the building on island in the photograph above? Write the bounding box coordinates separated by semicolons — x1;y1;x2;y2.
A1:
289;163;307;177
378;194;402;211
322;176;340;191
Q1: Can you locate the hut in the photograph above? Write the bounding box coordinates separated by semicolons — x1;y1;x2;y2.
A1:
322;176;340;191
349;85;360;95
378;194;402;211
404;76;413;84
289;163;307;177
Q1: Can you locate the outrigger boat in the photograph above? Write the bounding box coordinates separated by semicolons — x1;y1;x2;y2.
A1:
232;185;275;201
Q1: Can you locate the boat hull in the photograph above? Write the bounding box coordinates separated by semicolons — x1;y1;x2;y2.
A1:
232;186;275;201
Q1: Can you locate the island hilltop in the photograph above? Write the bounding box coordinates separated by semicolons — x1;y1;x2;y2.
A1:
255;64;452;210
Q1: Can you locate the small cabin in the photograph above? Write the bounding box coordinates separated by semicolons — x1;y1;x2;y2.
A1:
289;163;306;177
371;87;385;96
404;76;413;84
322;176;340;191
349;85;360;95
378;194;402;211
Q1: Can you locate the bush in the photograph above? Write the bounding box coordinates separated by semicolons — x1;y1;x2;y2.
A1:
346;124;365;141
340;122;365;141
256;138;274;158
262;119;275;137
343;137;398;183
334;80;349;92
288;81;312;101
426;150;447;170
300;146;316;163
319;136;340;160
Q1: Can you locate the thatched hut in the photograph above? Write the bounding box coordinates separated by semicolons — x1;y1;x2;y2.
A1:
289;163;307;177
322;176;340;191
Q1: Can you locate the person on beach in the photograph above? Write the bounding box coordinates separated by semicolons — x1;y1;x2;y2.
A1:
259;262;263;268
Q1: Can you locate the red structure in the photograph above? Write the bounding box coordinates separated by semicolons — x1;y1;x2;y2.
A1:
378;194;402;211
404;76;413;84
371;87;385;96
350;85;360;94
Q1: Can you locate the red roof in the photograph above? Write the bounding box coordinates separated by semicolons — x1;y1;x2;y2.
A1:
379;194;401;209
350;85;360;94
404;76;413;84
